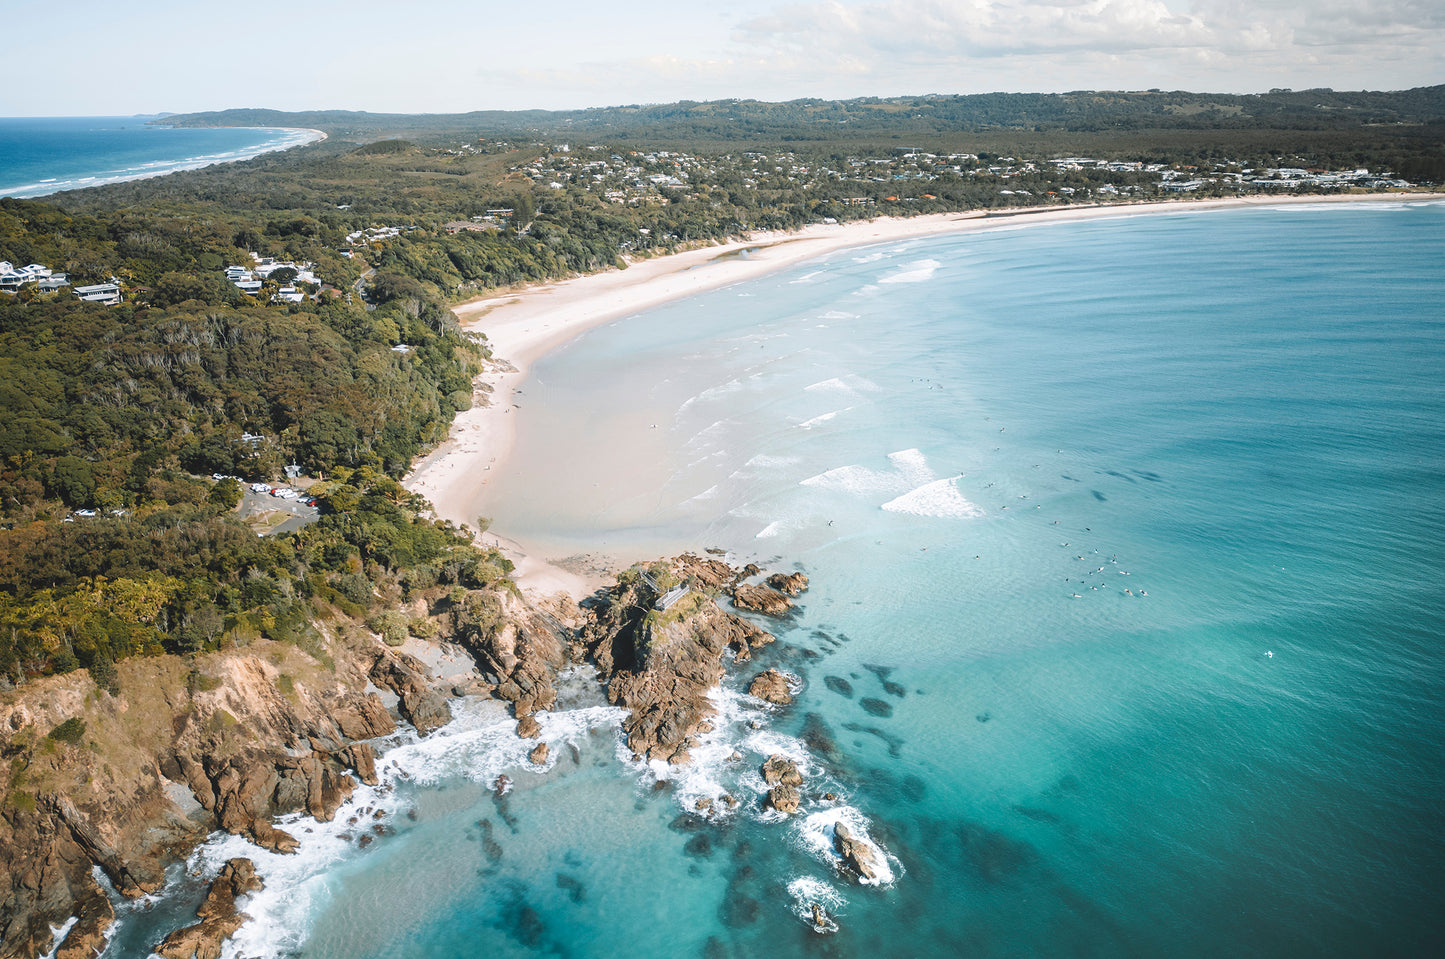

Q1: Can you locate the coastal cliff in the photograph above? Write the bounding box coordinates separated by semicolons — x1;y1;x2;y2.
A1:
0;633;401;958
0;555;793;958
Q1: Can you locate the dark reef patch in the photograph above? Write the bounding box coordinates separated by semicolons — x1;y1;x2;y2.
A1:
555;872;586;903
841;721;905;758
1091;490;1107;502
860;697;894;718
478;819;504;863
824;675;854;698
491;883;548;950
802;712;845;763
956;822;1037;883
718;894;760;927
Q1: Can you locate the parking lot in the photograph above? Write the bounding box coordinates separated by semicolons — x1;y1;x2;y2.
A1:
226;478;321;536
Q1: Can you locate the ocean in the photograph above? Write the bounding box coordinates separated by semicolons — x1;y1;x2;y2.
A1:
101;201;1445;958
0;117;320;199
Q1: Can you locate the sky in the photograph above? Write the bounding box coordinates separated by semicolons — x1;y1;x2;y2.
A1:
1;0;1440;116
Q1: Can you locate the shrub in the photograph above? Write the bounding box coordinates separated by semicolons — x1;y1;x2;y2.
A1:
366;610;407;647
48;718;87;744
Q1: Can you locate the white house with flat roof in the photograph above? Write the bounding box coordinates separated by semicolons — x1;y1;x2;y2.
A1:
73;282;121;306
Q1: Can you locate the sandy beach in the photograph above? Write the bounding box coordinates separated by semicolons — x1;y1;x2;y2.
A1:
402;192;1441;598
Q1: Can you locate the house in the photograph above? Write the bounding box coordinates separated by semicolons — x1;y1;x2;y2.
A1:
73;282;122;305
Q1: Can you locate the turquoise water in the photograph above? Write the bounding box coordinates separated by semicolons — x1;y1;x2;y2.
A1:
0;117;318;198
106;201;1445;958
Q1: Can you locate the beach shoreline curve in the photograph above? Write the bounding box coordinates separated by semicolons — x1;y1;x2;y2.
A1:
402;191;1444;599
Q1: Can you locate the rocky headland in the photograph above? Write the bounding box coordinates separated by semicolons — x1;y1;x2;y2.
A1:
0;554;810;958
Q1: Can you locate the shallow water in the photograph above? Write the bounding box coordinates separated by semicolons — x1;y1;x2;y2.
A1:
106;201;1445;958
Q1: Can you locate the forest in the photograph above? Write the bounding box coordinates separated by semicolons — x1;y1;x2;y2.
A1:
0;197;500;685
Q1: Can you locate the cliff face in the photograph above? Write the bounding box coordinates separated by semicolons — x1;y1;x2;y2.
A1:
0;636;399;959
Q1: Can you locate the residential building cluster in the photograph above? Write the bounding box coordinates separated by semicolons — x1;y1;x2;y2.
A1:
0;261;69;294
498;141;1417;209
225;255;319;304
2;260;123;305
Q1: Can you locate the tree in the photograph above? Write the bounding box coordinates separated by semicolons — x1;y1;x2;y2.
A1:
51;456;96;507
208;477;243;512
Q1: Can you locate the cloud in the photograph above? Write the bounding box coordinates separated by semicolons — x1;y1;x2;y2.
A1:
728;0;1445;81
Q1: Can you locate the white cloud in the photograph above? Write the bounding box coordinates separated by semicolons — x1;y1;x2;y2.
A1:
735;0;1445;59
0;0;1437;115
468;0;1442;108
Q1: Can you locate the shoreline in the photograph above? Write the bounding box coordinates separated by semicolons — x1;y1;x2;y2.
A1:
0;124;327;200
402;191;1443;599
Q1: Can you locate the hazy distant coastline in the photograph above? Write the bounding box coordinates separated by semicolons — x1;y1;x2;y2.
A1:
0;119;325;199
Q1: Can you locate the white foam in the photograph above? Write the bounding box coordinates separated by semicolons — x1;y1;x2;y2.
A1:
676;378;743;416
755;521;786;539
803;377;853;395
743;453;800;471
648;687;772;818
796;807;898;886
790;270;823;284
786;875;847;929
820;311;856;320
683;484;720;504
851;251;886;264
881;477;985;518
799;465;907;495
39;916;79;959
681;419;732;455
879;258;941;284
797;408;850;429
887;448;934;486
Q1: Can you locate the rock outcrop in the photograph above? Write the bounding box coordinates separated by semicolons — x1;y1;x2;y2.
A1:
765;785;801;815
368;650;450;734
761;754;803;787
731;583;793;617
578;557;774;763
155;858;263;959
451;590;565;719
749;669;794;705
833;823;882;882
766;571;810;596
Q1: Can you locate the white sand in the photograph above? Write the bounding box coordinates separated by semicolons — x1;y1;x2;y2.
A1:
403;192;1441;599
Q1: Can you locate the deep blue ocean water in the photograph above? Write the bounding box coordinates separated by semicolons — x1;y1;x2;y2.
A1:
100;201;1445;958
0;117;319;199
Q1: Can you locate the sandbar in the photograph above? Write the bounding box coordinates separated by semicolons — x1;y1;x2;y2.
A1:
403;192;1442;598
